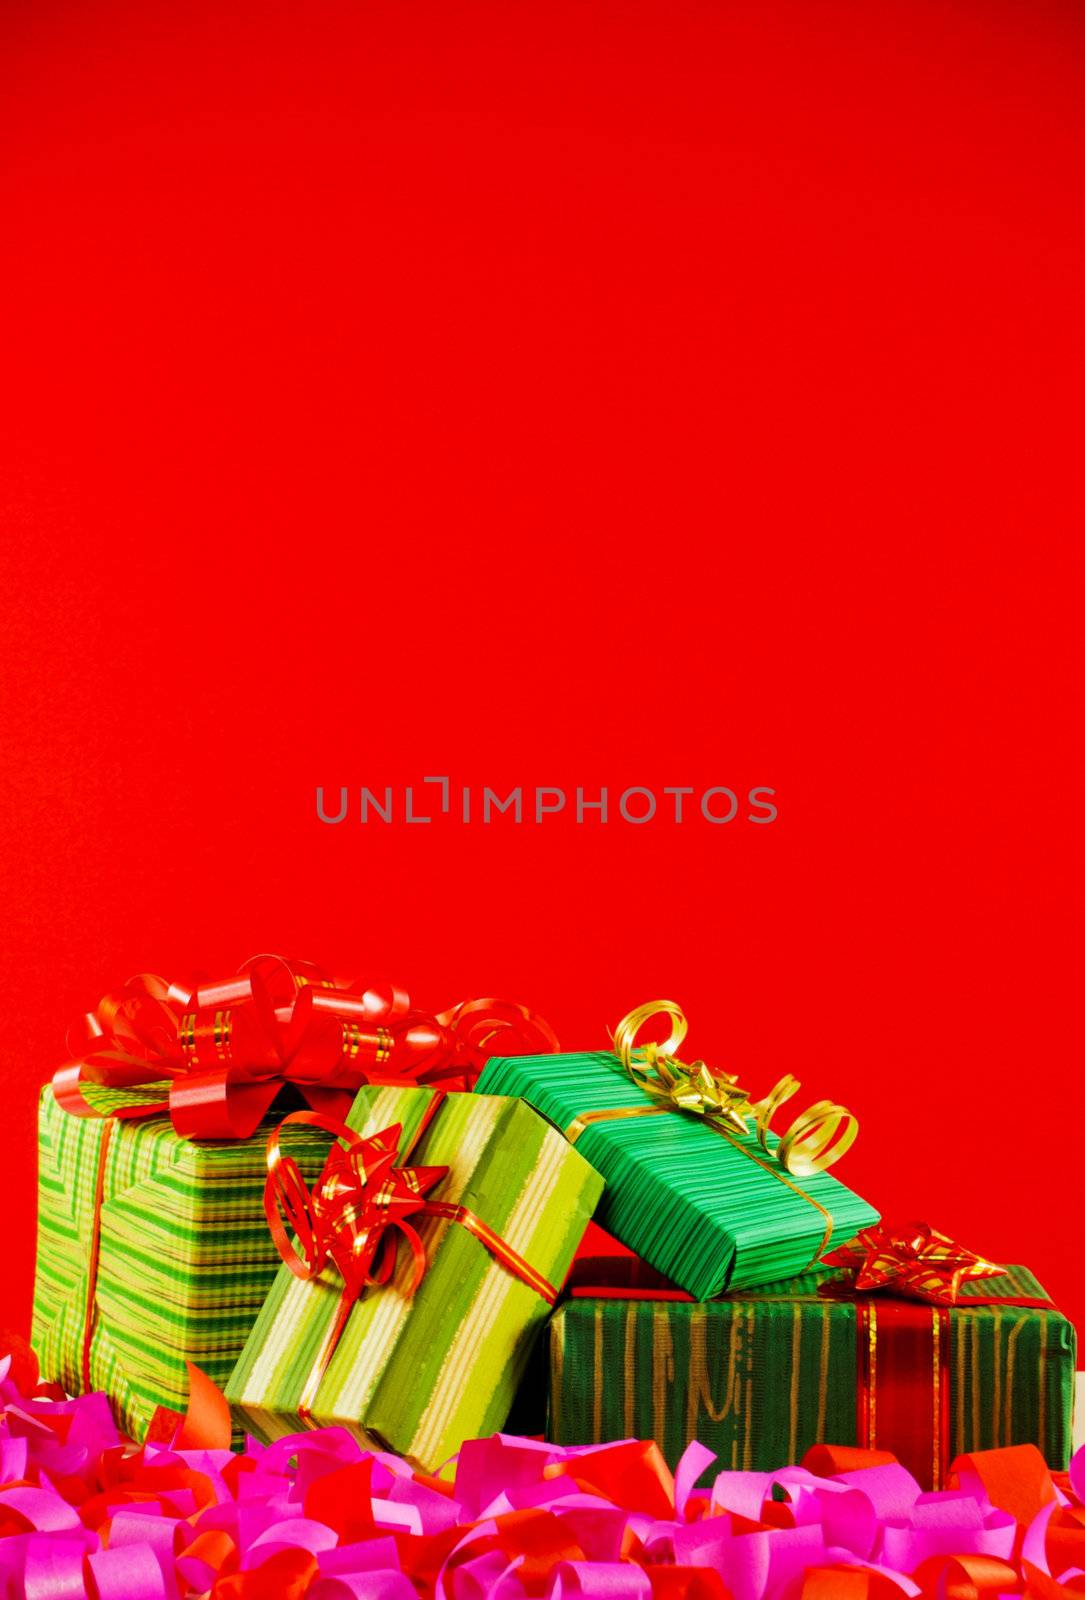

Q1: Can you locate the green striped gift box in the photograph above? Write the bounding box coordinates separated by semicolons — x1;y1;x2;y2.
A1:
32;1084;333;1440
226;1085;604;1472
475;1053;880;1299
547;1264;1076;1481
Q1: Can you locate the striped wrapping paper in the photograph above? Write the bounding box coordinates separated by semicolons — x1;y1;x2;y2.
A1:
475;1053;880;1298
548;1264;1077;1480
225;1085;604;1472
32;1084;333;1440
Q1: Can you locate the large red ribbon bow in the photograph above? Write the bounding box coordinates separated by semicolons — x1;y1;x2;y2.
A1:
822;1220;1011;1306
53;954;559;1140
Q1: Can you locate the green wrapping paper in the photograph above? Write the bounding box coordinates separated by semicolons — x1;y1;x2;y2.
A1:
548;1262;1076;1484
475;1053;879;1298
32;1085;333;1439
225;1085;603;1471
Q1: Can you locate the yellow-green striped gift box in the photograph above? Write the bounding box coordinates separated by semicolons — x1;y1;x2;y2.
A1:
32;1084;333;1439
225;1084;604;1472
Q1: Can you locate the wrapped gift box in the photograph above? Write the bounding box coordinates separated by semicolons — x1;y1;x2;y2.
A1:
226;1084;603;1472
33;1084;333;1439
548;1253;1076;1489
475;1051;879;1298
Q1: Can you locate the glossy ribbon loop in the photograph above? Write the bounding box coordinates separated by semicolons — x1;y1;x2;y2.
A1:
613;1001;858;1176
265;1105;559;1307
54;955;560;1142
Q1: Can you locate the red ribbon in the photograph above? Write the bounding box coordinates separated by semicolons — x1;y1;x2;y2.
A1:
820;1220;1056;1312
566;1228;1061;1496
54;954;560;1141
146;1359;235;1451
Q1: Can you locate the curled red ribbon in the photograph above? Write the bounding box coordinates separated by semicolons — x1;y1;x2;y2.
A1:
58;957;558;1400
265;1107;450;1301
53;954;560;1141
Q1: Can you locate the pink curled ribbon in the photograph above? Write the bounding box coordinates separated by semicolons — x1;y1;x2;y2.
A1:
2;1336;1085;1598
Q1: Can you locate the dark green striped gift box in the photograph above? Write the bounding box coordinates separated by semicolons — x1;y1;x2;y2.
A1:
475;1053;880;1298
547;1262;1076;1486
32;1084;333;1439
226;1084;603;1472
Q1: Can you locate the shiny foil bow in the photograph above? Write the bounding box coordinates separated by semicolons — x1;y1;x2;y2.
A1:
53;954;560;1141
265;1110;448;1300
613;1000;858;1175
823;1220;1006;1305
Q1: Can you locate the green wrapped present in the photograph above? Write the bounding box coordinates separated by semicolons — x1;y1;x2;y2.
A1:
32;1085;333;1439
548;1253;1076;1490
476;1004;879;1298
226;1084;603;1471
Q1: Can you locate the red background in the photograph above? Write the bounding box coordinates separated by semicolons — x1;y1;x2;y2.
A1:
1;1;1082;1335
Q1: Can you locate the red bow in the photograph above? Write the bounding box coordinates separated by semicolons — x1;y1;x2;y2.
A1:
53;954;559;1140
822;1220;1006;1306
265;1109;448;1299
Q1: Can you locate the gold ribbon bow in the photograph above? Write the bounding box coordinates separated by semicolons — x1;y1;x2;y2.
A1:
603;1000;858;1177
613;1001;754;1132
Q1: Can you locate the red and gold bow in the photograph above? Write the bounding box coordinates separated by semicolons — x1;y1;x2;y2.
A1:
265;1109;448;1300
822;1221;1006;1306
53;954;559;1141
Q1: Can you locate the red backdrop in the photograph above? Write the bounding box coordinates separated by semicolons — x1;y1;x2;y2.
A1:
1;0;1082;1337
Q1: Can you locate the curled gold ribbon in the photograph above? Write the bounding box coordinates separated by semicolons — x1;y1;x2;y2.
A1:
569;1001;858;1179
612;1001;756;1133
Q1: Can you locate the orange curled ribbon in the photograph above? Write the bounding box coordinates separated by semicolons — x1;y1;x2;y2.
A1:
264;1097;559;1418
54;954;560;1141
611;1001;859;1177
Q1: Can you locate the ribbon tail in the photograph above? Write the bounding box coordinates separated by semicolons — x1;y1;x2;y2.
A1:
298;1284;355;1422
52;1058;170;1120
146;1361;233;1450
